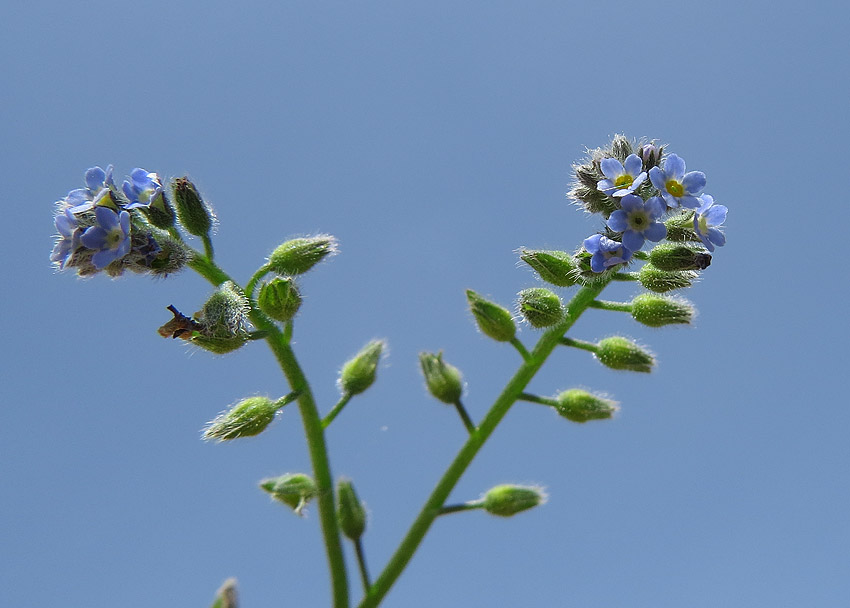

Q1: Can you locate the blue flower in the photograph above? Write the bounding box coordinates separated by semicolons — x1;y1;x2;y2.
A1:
597;154;647;197
648;154;705;209
122;168;163;209
607;194;667;251
583;234;633;273
80;206;132;269
65;165;115;213
693;195;727;252
50;208;81;268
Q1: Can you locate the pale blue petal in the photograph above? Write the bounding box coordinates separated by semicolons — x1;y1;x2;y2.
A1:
679;195;701;209
92;249;118;269
85;167;106;190
597;179;616;194
705;205;728;225
649;167;666;190
583;234;602;253
607;210;629;231
600;158;624;179
590;252;606;273
665;154;685;180
696;194;714;213
682;171;706;195
619;194;642;213
631;172;647;188
646;196;666;218
707;228;726;247
94;206;119;230
644;222;667;242
623;154;642;175
622;230;645;251
80;226;107;249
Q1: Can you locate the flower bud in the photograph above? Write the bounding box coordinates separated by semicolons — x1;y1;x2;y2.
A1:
268;235;337;276
638;264;697;293
519;249;578;287
258;278;302;322
610;134;633;161
663;211;700;242
517;288;563;328
595;337;655;373
336;479;367;541
649;242;712;271
339;340;385;396
555;389;618;423
630;294;694;327
203;396;279;441
192;282;250;354
465;290;516;342
211;578;238;608
172;177;214;236
638;143;662;171
419;352;463;404
482;484;546;517
260;473;317;515
143;189;176;229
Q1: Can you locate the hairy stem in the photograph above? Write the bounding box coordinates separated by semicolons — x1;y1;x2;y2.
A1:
358;278;611;607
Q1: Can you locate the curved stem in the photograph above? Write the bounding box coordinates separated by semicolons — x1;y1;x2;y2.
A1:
188;248;349;608
509;336;531;361
452;399;476;434
245;264;272;299
358;278;611;608
322;393;353;429
588;299;632;313
354;539;371;594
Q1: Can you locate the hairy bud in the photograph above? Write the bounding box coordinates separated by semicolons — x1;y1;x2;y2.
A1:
664;211;700;242
649;242;712;271
339;340;385;396
517;288;563;328
466;290;516;342
192;282;250;354
268;235;337;276
203;396;279;441
555;389;618;423
630;294;694;327
336;479;367;541
419;352;463;404
595;336;655;373
258;278;302;322
260;473;317;515
172;177;214;236
482;484;547;517
519;249;578;287
638;264;697;293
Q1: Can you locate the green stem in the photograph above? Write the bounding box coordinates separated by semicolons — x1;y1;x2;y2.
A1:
354;539;371;594
437;502;483;516
188;249;348;608
516;392;560;408
612;271;638;281
588;299;632;313
245;264;272;299
452;399;476;435
202;234;215;261
559;337;598;353
509;336;531;361
358;278;611;608
323;393;353;429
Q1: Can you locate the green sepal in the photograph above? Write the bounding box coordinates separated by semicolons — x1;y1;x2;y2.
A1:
268;235;337;276
142;189;176;229
517;287;564;328
419;352;463;404
555;389;618;423
336;478;367;541
595;336;655;373
260;473;317;515
465;290;516;342
630;294;694;327
172;176;214;236
519;249;578;287
648;242;711;271
638;263;697;293
339;340;385;396
258;277;302;322
482;484;547;517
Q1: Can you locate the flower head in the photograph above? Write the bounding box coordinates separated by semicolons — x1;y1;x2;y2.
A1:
606;194;667;252
596;154;647;197
648;153;705;209
583;234;633;273
79;206;131;269
64;165;115;213
693;194;727;252
122;168;164;209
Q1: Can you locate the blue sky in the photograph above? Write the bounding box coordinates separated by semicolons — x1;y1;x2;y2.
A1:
2;1;849;606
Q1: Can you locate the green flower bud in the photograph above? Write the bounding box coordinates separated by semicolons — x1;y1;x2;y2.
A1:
142;189;176;229
258;278;302;322
203;396;279;441
630;294;694;327
210;578;238;608
172;177;214;237
517;288;563;328
482;484;547;517
638;142;663;171
339;340;385;396
192;282;250;354
268;235;337;276
419;352;463;404
260;473;317;515
637;264;697;293
555;389;618;423
519;249;578;287
649;242;712;271
595;337;655;373
144;229;191;275
664;210;700;242
465;290;516;342
336;479;367;541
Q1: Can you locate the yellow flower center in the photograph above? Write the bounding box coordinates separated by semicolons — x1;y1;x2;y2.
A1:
697;215;709;233
615;174;633;188
665;180;684;197
105;227;124;249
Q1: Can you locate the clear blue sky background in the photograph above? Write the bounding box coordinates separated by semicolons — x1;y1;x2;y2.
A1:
2;1;848;607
